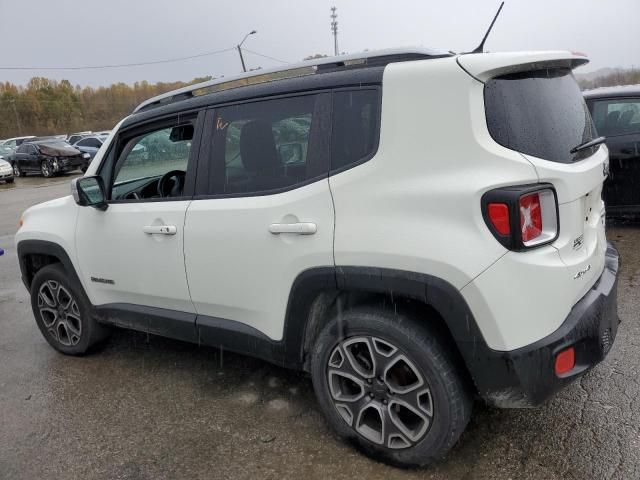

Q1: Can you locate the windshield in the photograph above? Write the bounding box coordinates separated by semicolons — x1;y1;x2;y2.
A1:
484;68;597;163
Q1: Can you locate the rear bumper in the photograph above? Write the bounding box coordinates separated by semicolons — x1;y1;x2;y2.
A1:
473;243;620;407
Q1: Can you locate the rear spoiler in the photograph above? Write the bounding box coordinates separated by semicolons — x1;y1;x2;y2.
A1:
457;51;589;83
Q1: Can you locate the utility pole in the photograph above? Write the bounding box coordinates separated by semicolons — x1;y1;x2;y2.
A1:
10;100;22;136
237;30;257;72
331;6;339;56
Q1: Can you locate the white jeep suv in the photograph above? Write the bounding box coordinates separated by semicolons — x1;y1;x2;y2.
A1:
15;48;619;467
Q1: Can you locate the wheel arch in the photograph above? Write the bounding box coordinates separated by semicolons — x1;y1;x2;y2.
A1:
17;240;83;292
283;266;491;395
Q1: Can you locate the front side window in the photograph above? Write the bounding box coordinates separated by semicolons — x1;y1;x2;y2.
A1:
590;98;640;137
209;94;328;195
15;144;28;154
110;121;194;201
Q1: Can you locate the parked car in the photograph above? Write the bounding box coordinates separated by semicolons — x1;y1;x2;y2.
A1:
584;85;640;217
8;140;90;177
67;131;93;145
0;158;14;183
73;134;108;160
1;136;35;150
0;144;14;160
15;48;618;467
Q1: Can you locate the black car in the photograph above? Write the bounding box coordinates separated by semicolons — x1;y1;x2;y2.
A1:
8;140;90;178
584;85;640;216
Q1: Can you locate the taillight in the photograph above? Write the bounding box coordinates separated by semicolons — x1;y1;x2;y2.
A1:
482;184;559;251
487;203;510;235
519;193;542;243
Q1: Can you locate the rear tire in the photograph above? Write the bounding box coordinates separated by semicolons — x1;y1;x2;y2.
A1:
310;307;472;467
30;264;110;355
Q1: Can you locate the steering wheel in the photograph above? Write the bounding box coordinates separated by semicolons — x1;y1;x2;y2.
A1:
157;170;186;198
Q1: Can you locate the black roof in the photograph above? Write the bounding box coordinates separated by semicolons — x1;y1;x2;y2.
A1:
583;84;640;99
122;66;386;130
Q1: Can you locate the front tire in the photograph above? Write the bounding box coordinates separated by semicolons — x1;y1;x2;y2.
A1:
6;177;14;183
41;160;52;177
30;264;109;355
310;307;472;467
12;163;22;177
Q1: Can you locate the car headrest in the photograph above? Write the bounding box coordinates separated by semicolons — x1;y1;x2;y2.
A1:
240;120;279;173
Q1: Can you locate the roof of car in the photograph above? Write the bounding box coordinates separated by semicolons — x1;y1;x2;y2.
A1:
131;47;450;115
583;84;640;99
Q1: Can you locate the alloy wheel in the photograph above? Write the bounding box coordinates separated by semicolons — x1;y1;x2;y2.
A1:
37;280;82;346
13;164;21;177
41;161;51;177
327;336;434;449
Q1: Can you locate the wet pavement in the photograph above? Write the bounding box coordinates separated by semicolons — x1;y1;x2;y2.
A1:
0;178;639;480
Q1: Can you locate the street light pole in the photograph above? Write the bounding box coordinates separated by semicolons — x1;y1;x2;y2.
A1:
237;30;257;72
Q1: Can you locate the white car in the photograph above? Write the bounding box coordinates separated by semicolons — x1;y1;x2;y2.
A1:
0;159;14;183
1;136;35;150
15;48;619;467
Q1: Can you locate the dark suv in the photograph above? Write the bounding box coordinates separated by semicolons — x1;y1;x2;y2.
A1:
584;85;640;216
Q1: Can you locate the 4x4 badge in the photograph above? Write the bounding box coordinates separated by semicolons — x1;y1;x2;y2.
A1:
573;264;591;280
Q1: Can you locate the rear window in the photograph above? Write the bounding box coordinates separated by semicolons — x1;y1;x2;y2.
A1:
485;68;596;163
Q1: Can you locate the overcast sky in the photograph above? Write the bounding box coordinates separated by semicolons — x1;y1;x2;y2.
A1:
0;0;638;87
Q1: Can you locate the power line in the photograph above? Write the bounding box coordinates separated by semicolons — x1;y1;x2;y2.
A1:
241;48;290;64
0;47;236;71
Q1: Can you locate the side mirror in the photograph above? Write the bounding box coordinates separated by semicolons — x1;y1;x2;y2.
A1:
71;176;108;211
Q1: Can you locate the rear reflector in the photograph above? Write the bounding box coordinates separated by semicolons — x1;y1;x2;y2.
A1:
519;193;542;242
487;203;510;235
555;347;575;375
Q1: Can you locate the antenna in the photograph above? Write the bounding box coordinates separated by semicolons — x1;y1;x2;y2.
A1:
469;2;505;54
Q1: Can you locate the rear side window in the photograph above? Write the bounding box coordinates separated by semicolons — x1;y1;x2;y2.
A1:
485;68;596;163
331;89;380;171
590;98;640;137
208;93;330;195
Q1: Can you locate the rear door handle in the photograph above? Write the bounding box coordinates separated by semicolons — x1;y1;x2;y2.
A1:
269;222;317;235
143;225;177;235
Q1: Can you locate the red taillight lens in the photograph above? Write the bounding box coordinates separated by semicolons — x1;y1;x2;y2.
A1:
555;347;575;375
519;192;543;243
482;185;558;251
487;203;510;235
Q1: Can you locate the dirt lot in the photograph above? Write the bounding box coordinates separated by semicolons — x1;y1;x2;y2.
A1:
0;176;639;480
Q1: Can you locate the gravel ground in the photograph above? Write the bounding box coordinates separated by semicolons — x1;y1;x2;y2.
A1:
0;176;638;480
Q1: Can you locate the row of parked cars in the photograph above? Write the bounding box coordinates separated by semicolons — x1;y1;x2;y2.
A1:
0;131;111;182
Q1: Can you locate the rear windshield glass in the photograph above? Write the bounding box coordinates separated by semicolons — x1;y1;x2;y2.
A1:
485;68;596;163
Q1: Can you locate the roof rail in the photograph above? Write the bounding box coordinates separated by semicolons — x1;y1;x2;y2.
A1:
133;47;449;113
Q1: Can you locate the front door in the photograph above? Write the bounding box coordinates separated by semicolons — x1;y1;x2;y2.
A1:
184;93;334;341
75;114;203;336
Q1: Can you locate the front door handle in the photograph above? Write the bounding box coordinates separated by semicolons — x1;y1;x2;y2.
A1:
269;222;317;235
143;225;177;235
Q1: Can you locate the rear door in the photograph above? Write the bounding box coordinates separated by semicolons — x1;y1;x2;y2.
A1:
587;96;640;213
14;144;34;171
482;64;607;304
184;92;334;342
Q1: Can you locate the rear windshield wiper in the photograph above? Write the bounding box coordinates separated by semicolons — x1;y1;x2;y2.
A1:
570;136;606;155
